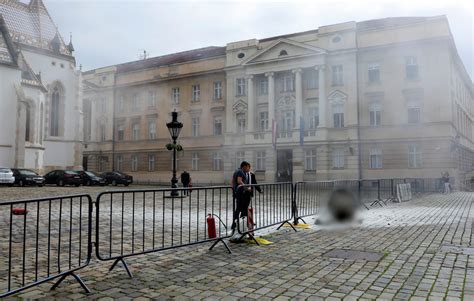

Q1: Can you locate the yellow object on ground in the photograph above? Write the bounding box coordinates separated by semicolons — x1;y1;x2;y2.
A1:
282;223;311;229
245;237;274;245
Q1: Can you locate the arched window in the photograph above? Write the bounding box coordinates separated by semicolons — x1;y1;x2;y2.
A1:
25;103;31;142
50;85;62;136
279;50;288;56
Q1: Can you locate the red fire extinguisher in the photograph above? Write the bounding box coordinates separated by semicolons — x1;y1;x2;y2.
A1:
207;214;217;239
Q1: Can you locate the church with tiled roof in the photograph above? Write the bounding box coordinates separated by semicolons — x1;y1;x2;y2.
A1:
0;0;83;172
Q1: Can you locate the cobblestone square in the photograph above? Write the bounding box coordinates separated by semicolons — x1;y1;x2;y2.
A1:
1;187;473;300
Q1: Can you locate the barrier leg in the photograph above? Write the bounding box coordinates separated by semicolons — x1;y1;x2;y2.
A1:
245;232;260;246
109;257;133;278
209;238;232;254
51;272;91;294
276;220;297;232
293;216;307;225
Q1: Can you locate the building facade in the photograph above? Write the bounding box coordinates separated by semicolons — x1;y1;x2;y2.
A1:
0;0;82;172
83;16;473;185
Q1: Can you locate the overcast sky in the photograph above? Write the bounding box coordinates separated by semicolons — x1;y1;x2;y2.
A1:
45;0;473;79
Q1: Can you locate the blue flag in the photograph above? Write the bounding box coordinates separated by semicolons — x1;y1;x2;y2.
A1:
299;116;305;146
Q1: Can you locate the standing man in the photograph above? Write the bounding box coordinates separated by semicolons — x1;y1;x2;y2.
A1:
180;170;191;195
230;161;251;242
444;172;451;194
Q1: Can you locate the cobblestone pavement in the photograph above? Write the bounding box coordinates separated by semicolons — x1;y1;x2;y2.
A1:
2;190;473;300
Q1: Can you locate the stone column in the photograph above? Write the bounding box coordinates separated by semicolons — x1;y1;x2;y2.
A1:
266;72;275;127
247;75;254;132
317;65;326;127
293;68;303;129
265;72;276;183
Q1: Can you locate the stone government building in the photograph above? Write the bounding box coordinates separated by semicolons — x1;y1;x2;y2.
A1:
83;16;473;185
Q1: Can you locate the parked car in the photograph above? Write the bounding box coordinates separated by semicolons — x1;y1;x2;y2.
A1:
101;171;133;186
11;168;45;187
75;170;106;186
44;170;82;187
0;168;15;186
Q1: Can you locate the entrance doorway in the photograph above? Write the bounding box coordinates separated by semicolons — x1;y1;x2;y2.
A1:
82;156;88;171
277;150;293;182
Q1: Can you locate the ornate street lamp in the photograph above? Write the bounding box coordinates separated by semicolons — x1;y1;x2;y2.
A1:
166;111;183;196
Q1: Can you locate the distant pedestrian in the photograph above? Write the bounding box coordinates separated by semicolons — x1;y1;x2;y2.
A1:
443;172;451;194
180;171;191;196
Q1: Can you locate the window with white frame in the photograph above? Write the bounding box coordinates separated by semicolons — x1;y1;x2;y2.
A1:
280;110;294;132
259;78;268;95
256;151;266;171
333;103;344;128
100;124;106;142
213;81;222;100
116;155;123;171
332;65;344;85
213;117;222;136
407;99;421;124
117;124;124;141
236;78;246;96
132;94;139;111
192;117;200;137
305;149;316;171
308;107;319;129
259;111;269;131
332;148;345;168
408;145;422;168
192;85;200;102
280;73;295;92
131;155;138;171
405;56;419;80
369;102;381;126
306;69;318;89
148;90;156;107
132;122;140;140
148;121;156;140
148;154;155;172
368;63;380;83
369;148;382;169
172;87;180;105
117;96;124;112
235;151;245;168
237;113;246;134
191;153;199;171
213;152;222;171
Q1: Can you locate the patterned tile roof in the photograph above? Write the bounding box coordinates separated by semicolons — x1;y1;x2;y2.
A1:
0;14;17;66
0;0;71;56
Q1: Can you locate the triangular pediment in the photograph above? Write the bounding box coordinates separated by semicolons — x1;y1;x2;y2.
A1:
243;38;326;65
232;99;248;114
328;90;348;105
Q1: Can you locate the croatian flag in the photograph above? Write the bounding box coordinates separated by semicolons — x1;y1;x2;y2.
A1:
272;119;277;149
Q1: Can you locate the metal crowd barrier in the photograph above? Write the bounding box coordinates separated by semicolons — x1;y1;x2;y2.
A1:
2;177;464;296
95;186;235;277
234;182;296;242
0;195;92;298
293;181;333;224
